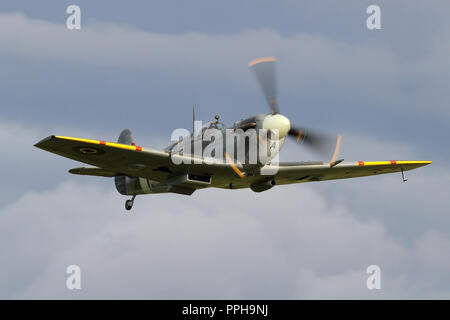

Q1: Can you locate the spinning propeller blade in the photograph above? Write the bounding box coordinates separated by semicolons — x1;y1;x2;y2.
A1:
249;57;342;161
249;57;279;114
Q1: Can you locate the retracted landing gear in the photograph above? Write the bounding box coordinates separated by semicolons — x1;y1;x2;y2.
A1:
125;195;136;211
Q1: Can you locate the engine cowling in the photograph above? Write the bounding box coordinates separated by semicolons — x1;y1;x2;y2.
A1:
233;114;266;131
250;179;276;193
114;175;159;195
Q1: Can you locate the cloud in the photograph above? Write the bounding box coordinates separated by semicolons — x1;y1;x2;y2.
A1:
0;13;449;117
0;118;445;299
0;117;170;207
0;8;448;299
0;118;104;207
0;170;447;299
279;129;417;164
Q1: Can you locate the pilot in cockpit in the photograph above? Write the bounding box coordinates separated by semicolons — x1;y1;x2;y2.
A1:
207;115;226;130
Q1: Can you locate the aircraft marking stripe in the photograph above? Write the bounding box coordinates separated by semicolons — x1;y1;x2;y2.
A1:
395;161;432;165
357;160;432;166
55;136;144;152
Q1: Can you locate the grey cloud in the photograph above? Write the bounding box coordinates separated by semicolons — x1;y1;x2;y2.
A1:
0;119;446;299
0;4;449;300
1;176;447;299
0;13;449;118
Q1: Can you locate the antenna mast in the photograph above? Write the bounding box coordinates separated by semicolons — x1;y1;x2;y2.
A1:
192;104;195;134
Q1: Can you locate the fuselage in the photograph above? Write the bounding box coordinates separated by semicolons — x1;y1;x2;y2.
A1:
167;113;291;169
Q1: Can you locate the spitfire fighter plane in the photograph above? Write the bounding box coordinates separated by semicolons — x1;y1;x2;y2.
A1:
34;57;431;211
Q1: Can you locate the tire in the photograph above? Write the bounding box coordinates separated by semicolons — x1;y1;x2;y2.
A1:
125;200;133;211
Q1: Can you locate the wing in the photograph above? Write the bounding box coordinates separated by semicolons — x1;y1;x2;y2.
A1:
34;136;432;190
272;160;432;185
34;135;234;183
207;160;431;190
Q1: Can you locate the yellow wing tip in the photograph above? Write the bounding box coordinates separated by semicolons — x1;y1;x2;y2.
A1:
357;160;432;166
248;56;276;67
53;135;144;152
397;160;432;165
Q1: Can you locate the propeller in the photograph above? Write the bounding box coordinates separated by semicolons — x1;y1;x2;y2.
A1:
288;126;336;157
248;57;279;114
249;56;341;161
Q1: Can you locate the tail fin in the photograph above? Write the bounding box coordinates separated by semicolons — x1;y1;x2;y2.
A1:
118;129;133;145
116;129;134;194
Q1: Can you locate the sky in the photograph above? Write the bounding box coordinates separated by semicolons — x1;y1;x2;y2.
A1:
0;0;449;299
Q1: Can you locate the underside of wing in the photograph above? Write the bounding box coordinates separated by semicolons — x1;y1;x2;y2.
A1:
34;136;432;192
34;135;237;186
273;160;432;185
34;135;171;180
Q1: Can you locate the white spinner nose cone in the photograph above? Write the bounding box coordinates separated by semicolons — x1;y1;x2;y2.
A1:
262;114;291;138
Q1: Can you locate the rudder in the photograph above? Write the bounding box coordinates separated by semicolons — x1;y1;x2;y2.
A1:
118;129;133;145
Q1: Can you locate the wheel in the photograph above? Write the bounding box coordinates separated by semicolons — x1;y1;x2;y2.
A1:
125;200;134;211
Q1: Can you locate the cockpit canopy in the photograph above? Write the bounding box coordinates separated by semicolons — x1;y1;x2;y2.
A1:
203;121;227;130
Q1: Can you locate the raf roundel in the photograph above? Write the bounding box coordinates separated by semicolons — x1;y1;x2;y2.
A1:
79;147;98;155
